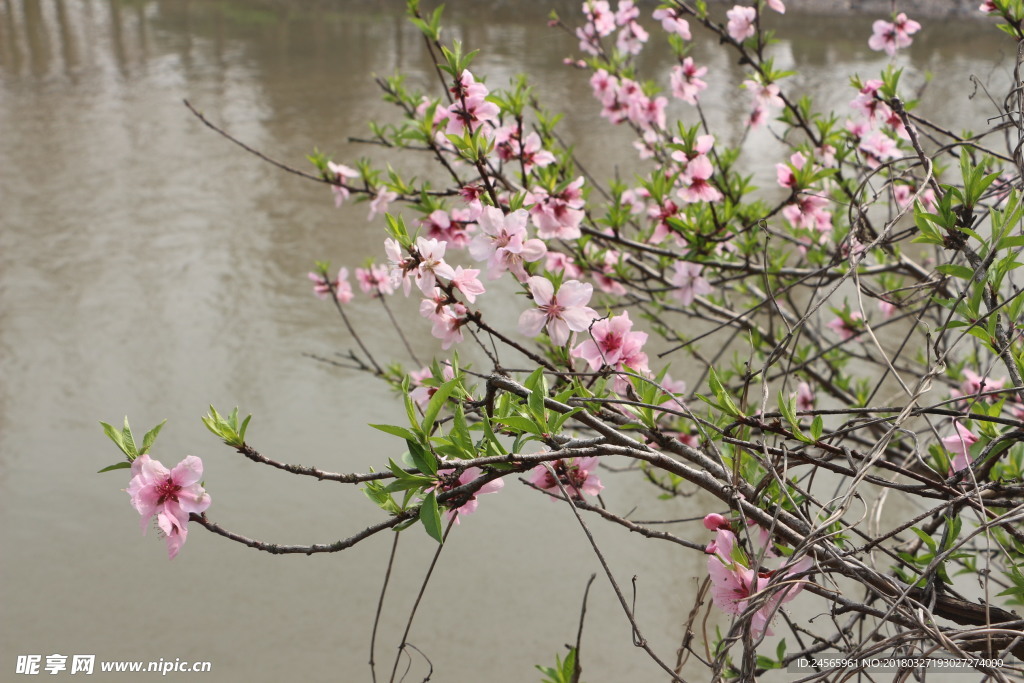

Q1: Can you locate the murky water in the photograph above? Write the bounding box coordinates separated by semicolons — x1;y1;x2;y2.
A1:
0;2;1010;681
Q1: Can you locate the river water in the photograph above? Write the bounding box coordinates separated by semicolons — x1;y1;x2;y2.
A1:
0;2;1010;682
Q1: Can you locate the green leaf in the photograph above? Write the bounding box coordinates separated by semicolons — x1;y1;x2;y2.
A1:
998;235;1024;250
407;439;438;475
363;481;401;514
400;376;419;428
549;407;582;433
419;491;444;543
421;378;458;435
121;417;138;458
238;414;251;443
100;421;130;459
936;264;976;280
97;461;132;473
810;415;823;441
708;368;743;417
140;419;167;455
910;526;938;552
370;423;421;442
492;415;543;435
383;476;434;493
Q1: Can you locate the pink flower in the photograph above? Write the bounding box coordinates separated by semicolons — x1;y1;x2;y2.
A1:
893;183;936;212
445;70;499;136
859;132;899;168
743;80;784;129
545;251;584;279
469;206;547;281
127;454;211;559
816;144;837;167
849;80;891;124
766;0;785;12
670;58;708;105
794;381;815;411
878;298;898;318
528;177;586;240
412;237;456;296
615;0;639;26
671;261;713;305
572;310;649;371
783;193;833;233
652;7;691;38
458;185;485;217
495;126;556;171
826;311;864;341
409;364;456;410
428;300;469;350
308;267;353;303
706;525;811;637
590;69;619;106
355;264;395;297
576;22;602;56
519;276;599;346
591;249;628;296
703;513;732;532
420;210;471;250
529;457;604;499
431;467;504;524
776;151;807;189
678;155;723;203
326;161;359;208
616;20;649;55
868;13;921;57
748;104;768;129
384;238;416;296
942;423;979;473
449;265;486;303
743;79;785;110
726;5;757;42
368;190;398;221
584;0;616;37
980;1;998;12
708;553;754;617
954;369;1005;405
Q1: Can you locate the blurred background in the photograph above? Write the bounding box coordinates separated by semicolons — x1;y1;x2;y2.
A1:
0;1;1010;680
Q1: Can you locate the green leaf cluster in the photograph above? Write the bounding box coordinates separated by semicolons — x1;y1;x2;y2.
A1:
98;417;166;473
202;406;251;448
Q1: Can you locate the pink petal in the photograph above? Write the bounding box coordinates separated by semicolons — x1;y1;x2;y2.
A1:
527;276;554;305
547;317;572;346
518;308;548;338
170;456;204;487
556;280;594;308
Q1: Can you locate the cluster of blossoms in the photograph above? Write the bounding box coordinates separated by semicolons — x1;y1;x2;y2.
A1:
577;0;650;57
867;12;921;57
308;267;354;303
589;68;666;131
776;151;833;236
445;69;500;137
630;134;725;244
